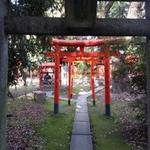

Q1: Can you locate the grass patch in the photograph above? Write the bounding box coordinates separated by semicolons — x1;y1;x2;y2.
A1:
37;100;75;150
89;100;132;150
7;97;75;149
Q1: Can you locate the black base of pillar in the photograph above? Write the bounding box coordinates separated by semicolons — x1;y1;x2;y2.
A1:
68;99;71;106
105;104;111;116
54;103;59;114
93;100;96;106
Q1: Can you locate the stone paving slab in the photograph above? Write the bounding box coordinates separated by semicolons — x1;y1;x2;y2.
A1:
75;112;89;122
75;108;88;113
76;104;88;112
70;90;95;150
70;135;93;150
77;102;87;106
72;121;91;135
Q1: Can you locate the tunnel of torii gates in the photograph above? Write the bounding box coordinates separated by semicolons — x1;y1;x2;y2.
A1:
41;39;120;116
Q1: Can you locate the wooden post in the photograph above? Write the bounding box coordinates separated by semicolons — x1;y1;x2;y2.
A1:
70;62;74;99
54;47;60;114
91;60;96;105
6;17;150;36
145;1;150;149
104;51;111;116
80;46;84;53
59;65;61;87
65;0;97;28
0;0;8;149
146;37;150;150
68;62;72;105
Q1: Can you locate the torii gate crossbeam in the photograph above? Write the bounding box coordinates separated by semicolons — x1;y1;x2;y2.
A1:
47;39;120;116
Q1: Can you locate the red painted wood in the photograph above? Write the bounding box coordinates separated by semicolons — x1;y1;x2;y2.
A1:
45;51;119;59
91;60;96;103
104;51;111;105
51;39;106;47
68;62;72;100
46;51;106;58
71;62;74;99
45;39;120;113
40;62;55;67
54;48;60;105
39;63;55;90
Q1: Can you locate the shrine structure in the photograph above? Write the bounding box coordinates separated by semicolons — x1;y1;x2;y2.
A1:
45;39;120;116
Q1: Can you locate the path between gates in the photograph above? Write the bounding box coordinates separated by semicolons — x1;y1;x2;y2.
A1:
70;86;104;150
70;90;93;150
44;86;103;150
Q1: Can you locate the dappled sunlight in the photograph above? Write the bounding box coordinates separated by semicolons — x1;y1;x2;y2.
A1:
75;104;82;112
78;91;89;95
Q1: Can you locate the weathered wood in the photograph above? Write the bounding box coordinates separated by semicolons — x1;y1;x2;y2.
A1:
65;0;97;27
5;17;150;36
146;1;150;149
98;0;146;1
146;37;150;150
0;0;8;149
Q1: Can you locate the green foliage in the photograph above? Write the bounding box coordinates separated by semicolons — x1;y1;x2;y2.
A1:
8;35;28;85
10;0;54;16
109;2;130;18
112;37;146;94
8;0;61;85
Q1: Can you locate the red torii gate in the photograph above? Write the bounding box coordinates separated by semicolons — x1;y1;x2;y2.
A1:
46;39;120;116
39;62;62;90
65;57;100;105
39;62;55;90
62;56;104;106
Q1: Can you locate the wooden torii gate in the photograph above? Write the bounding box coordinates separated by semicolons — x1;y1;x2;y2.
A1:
46;39;120;115
1;0;150;149
39;62;55;90
62;56;103;106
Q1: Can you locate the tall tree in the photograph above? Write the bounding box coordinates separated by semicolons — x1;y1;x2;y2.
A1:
8;0;63;86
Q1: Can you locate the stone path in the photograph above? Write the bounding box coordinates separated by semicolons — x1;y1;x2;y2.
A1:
70;91;93;150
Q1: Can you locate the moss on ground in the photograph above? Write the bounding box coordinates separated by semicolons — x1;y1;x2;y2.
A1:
89;100;133;150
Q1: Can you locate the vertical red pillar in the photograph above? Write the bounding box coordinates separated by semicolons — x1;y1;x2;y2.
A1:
54;47;60;114
104;51;111;116
80;46;84;52
90;60;96;105
70;62;74;99
60;65;61;87
68;61;72;105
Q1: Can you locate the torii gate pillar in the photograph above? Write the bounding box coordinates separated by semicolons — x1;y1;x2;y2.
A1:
68;62;73;105
54;47;60;114
104;51;111;116
71;62;74;99
90;60;96;105
145;2;150;148
0;0;8;149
